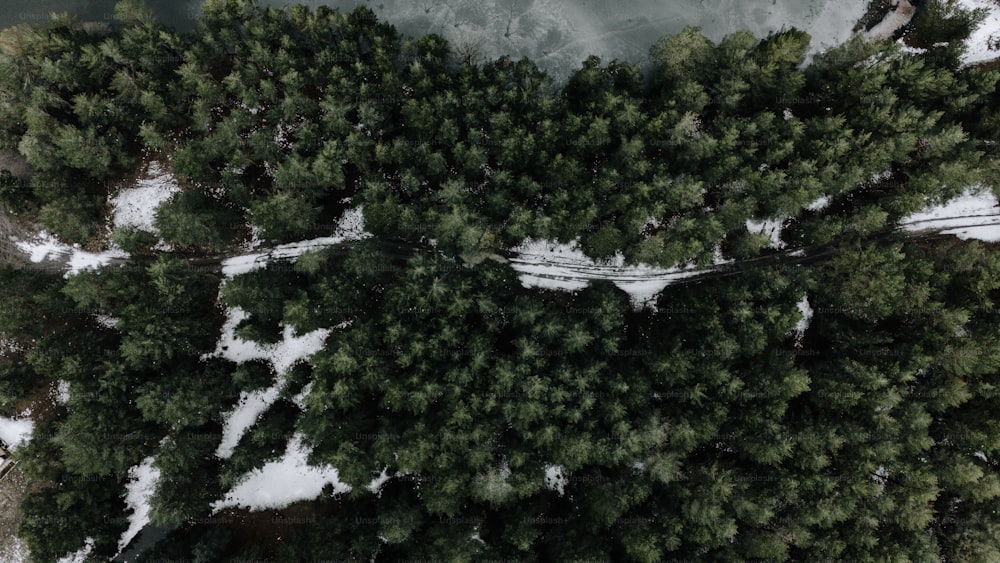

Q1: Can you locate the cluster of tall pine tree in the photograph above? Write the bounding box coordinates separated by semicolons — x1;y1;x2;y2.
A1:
1;0;1000;560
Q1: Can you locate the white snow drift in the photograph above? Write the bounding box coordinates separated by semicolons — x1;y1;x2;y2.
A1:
956;0;1000;65
508;238;703;310
56;538;94;563
15;231;128;277
109;161;180;232
0;416;33;449
207;307;332;459
222;206;371;277
212;433;350;512
116;457;161;554
902;186;1000;242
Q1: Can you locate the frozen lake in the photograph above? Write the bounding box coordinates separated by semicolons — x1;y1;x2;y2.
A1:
0;0;870;80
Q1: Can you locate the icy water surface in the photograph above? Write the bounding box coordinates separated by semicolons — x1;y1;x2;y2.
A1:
1;0;869;80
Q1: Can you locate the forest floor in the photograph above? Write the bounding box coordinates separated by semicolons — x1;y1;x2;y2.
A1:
0;465;43;562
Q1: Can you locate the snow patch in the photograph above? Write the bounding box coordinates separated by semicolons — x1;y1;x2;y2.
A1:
216;385;282;459
794;294;813;338
66;247;129;276
94;314;120;329
509;238;703;311
0;337;22;357
56;538;94;563
207;307;332;375
368;467;391;494
0;537;30;563
806;195;830;211
712;244;733;266
545;464;567;496
117;457;161;554
109;161;180;232
54;380;71;405
0;416;33;449
212;433;350;512
15;231;128;277
897;37;927;55
225;207;371;277
207;306;333;458
291;381;314;411
956;0;1000;65
15;231;65;262
902;186;1000;241
245;223;264;251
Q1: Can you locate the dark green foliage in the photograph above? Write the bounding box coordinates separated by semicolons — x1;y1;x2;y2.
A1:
19;478;128;562
0;169;32;212
6;1;1000;561
154;190;240;252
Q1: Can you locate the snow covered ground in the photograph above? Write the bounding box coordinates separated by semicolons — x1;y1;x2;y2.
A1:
0;416;33;450
508;238;704;310
53;380;71;406
794;294;813;340
212;433;350;512
222;206;371;277
207;307;333;458
109;161;180;233
368;467;392;494
0;538;29;563
544;464;567;496
14;231;128;277
901;187;1000;242
117;457;161;555
956;0;1000;65
56;538;93;563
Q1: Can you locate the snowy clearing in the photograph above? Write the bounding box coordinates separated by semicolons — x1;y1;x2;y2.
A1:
109;161;180;232
956;0;1000;65
56;538;93;563
0;416;33;449
117;457;161;555
901;187;1000;242
322;0;866;80
223;206;371;277
212;433;351;512
509;238;703;310
14;231;128;277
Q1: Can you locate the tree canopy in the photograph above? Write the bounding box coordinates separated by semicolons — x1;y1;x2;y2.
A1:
1;0;1000;561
